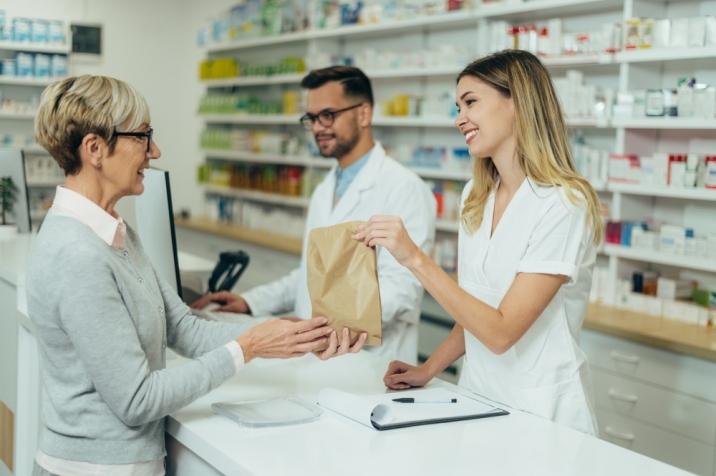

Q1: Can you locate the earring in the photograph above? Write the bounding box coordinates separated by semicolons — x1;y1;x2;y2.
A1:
97;161;101;166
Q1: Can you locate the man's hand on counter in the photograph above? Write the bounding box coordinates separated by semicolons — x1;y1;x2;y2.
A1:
190;291;251;314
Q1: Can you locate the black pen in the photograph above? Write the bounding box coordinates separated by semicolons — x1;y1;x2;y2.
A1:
392;398;457;403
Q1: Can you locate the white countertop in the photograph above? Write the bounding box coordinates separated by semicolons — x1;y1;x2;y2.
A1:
167;351;691;476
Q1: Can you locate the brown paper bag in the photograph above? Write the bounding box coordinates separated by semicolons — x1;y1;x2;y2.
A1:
307;221;382;351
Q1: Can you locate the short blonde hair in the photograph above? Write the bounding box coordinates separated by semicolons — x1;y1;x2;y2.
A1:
35;75;151;175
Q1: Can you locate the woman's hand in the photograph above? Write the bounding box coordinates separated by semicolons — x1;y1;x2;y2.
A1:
313;327;367;361
383;360;436;390
237;317;332;363
353;215;422;267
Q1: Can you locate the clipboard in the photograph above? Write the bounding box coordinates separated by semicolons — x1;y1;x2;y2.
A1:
317;387;509;431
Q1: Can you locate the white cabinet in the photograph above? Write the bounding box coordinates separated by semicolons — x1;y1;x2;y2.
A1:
596;407;715;476
583;329;716;476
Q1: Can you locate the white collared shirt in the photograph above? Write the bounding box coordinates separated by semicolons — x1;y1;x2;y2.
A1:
37;186;245;476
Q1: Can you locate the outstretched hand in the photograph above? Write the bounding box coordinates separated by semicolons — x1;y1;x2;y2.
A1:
353;215;421;267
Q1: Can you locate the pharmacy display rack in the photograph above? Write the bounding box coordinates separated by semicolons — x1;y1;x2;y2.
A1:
193;0;716;309
0;37;71;221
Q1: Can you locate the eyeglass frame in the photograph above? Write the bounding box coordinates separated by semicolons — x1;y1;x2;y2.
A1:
299;103;364;131
112;127;154;153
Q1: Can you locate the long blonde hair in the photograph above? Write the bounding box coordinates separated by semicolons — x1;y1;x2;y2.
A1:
458;50;603;244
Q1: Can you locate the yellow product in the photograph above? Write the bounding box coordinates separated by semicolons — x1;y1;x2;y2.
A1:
209;58;238;79
393;95;410;116
199;60;212;80
283;91;301;115
381;100;394;116
638;18;654;49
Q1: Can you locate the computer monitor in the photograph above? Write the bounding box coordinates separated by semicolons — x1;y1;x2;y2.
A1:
134;167;183;299
0;148;32;233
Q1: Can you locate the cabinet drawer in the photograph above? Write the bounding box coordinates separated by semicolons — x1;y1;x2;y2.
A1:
596;406;715;476
592;369;716;445
582;330;716;403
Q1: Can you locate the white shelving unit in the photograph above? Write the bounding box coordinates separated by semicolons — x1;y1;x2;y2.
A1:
0;111;36;120
195;2;716;472
0;77;63;87
608;183;716;201
196;0;716;305
202;184;310;208
203;149;333;168
0;39;71;216
615;46;716;64
0;41;70;54
604;244;716;274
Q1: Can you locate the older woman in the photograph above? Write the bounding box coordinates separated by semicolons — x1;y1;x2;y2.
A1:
27;75;335;476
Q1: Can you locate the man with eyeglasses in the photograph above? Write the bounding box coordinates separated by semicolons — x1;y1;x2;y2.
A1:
192;66;436;364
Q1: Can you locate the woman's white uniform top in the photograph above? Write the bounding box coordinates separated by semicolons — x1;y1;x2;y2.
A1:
457;177;598;436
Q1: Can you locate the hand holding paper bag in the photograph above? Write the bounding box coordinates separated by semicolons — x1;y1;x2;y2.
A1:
307;221;382;352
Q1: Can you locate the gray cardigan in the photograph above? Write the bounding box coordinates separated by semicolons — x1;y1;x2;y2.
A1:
26;213;251;464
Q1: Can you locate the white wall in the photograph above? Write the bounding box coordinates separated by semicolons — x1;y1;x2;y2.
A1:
0;0;217;224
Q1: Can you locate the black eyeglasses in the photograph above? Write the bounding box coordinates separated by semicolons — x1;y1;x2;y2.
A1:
299;104;363;130
113;127;153;152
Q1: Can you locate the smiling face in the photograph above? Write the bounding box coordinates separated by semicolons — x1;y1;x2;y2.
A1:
454;76;516;161
306;81;364;159
103;124;161;197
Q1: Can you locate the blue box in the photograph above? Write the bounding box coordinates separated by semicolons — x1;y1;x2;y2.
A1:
34;53;50;78
31;19;48;43
49;21;64;44
13;17;30;42
16;52;34;77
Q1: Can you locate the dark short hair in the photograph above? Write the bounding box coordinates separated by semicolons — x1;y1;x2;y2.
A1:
300;66;374;107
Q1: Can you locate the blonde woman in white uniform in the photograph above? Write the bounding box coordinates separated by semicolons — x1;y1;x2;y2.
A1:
354;50;603;436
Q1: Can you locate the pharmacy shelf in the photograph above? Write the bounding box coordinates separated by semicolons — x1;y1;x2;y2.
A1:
584;303;716;362
364;66;462;79
541;53;615;66
200;114;301;125
22;145;48;154
373;116;455;127
312;10;477;41
407;167;470;181
175;216;303;255
203;74;305;88
204;0;622;53
616;47;716;64
603;244;716;273
1;145;47;154
0;76;61;87
611;117;716;129
202;67;463;87
566;116;610;128
26;179;63;187
473;0;622;20
0;111;36;120
0;41;70;54
436;220;460;233
202;184;310;208
608;183;716;201
203;149;333;168
200;113;608;128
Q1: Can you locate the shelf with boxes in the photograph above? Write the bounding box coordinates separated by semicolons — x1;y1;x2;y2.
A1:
200;0;623;54
204;149;333;168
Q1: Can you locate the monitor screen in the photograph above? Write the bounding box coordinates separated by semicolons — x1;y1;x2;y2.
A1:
134;167;182;300
0;148;32;233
